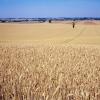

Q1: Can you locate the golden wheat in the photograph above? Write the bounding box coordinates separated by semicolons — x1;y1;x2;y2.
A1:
0;44;100;100
0;23;100;44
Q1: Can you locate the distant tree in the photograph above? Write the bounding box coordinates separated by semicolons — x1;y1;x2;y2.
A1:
1;20;6;23
49;19;52;23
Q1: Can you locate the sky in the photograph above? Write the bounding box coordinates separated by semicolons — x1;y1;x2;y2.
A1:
0;0;100;18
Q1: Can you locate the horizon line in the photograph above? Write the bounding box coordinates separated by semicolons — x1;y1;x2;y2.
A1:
0;17;100;19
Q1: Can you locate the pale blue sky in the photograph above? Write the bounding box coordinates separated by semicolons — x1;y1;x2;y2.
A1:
0;0;100;18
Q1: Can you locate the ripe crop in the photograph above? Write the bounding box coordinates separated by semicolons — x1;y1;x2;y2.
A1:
0;44;100;100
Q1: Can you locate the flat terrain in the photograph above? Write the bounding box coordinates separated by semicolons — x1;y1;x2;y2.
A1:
0;21;100;44
0;21;100;100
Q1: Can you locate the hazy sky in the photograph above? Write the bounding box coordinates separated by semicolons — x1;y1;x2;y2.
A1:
0;0;100;18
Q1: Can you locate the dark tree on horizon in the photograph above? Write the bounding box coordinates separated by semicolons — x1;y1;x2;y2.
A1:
49;19;52;23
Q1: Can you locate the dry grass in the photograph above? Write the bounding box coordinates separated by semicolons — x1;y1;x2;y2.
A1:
0;44;100;100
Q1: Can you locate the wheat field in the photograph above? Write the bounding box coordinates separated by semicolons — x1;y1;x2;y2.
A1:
0;21;100;100
0;21;100;44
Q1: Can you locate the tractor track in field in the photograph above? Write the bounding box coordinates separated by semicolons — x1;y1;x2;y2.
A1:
63;26;86;44
94;28;100;37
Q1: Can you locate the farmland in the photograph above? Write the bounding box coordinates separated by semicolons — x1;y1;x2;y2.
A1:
0;21;100;100
0;21;100;44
